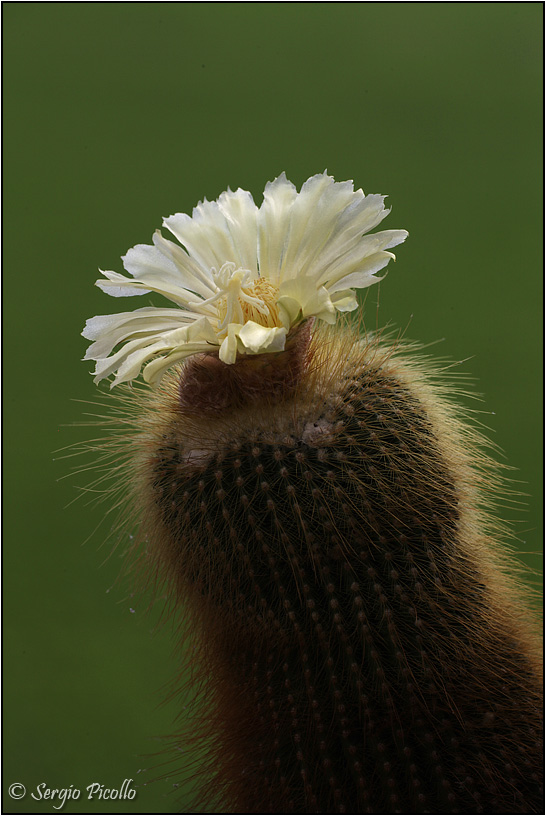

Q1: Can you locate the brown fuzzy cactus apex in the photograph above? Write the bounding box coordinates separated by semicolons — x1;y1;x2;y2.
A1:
82;174;542;813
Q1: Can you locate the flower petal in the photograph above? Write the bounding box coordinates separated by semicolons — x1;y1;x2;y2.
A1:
257;172;298;284
139;316;220;385
110;342;169;387
237;321;287;354
91;317;218;386
92;335;166;384
274;173;358;283
119;243;218;307
278;276;336;323
330;289;359;312
95;269;150;298
151;231;216;299
82;306;196;360
327;251;396;293
95;268;195;308
276;297;302;329
164;188;259;273
218;323;243;364
142;346;209;386
217;188;260;271
317;229;409;290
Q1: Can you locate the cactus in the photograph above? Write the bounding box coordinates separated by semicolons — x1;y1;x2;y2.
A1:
82;174;542;813
106;322;541;814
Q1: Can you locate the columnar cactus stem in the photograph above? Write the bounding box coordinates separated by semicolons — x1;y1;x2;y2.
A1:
121;326;542;814
81;173;542;813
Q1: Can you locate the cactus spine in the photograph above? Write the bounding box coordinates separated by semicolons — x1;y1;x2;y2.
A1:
116;323;542;814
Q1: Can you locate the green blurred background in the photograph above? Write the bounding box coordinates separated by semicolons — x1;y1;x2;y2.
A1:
4;3;542;814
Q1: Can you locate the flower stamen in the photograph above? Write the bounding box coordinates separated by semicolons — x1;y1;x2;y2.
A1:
208;262;281;335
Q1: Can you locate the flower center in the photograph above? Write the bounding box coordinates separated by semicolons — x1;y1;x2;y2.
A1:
212;263;281;335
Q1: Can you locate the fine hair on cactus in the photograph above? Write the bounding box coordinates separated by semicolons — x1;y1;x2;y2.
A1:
80;173;543;814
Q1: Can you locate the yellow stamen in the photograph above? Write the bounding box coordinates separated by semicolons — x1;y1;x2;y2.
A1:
216;275;281;333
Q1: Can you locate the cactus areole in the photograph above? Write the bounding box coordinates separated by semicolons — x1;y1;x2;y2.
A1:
83;174;543;813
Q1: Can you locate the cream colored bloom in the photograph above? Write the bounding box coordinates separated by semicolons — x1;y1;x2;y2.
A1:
83;172;408;387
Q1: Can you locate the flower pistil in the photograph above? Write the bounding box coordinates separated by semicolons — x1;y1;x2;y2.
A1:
198;262;281;336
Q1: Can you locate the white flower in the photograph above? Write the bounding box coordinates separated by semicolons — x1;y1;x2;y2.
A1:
83;172;408;387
